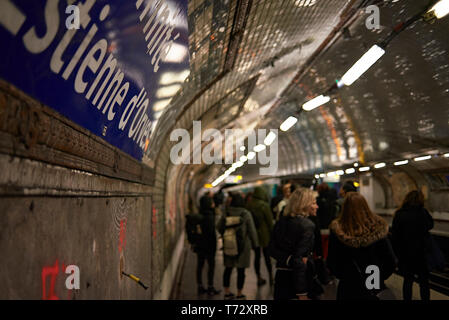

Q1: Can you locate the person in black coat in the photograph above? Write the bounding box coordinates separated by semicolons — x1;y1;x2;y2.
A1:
327;192;395;300
269;188;317;300
316;183;338;230
392;190;434;300
196;194;220;296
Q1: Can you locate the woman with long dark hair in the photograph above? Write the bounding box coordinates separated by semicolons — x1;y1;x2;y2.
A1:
327;192;395;300
392;190;434;300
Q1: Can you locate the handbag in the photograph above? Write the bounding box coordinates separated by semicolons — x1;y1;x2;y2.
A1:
306;259;324;299
314;257;331;284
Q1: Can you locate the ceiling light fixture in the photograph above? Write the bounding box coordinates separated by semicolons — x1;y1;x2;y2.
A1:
254;144;266;152
302;95;331;111
340;45;385;86
247;151;256;160
359;166;370;172
394;160;409;166
374;162;386;169
264;132;277;146
427;0;449;19
414;155;432;161
280;116;298;131
345;168;356;174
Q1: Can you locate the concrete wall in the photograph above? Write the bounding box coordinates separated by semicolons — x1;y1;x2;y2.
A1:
0;82;183;299
0;194;152;299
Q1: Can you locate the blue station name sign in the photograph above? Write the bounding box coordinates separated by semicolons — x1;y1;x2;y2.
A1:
0;0;190;160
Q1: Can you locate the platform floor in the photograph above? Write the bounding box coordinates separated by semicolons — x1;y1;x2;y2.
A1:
176;240;449;300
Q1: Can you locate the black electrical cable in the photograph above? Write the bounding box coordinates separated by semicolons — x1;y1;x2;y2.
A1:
302;0;439;107
379;0;437;49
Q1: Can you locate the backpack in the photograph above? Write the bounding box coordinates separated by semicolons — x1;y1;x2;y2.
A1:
185;213;203;247
223;216;244;257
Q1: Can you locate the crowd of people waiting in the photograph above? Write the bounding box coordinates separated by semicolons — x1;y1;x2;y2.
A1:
186;181;441;300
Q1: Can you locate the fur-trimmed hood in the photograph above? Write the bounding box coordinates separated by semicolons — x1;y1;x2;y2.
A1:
329;216;389;248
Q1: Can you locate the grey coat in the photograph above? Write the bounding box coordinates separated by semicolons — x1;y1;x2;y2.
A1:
217;206;259;268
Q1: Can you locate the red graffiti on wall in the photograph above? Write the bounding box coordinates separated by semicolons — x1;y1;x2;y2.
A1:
119;218;127;253
152;206;157;239
41;260;60;300
41;260;77;300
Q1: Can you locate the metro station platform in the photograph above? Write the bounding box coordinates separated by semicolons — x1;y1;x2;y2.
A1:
174;239;449;301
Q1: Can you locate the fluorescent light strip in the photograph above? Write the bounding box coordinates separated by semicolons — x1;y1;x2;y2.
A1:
336;170;344;176
340;45;385;86
319;173;325;178
414;155;431;162
280;116;298;132
359;167;370;172
345;168;355;174
247;151;256;160
314;174;320;179
374;162;386;169
327;172;336;177
212;176;225;187
254;144;266;152
264;132;277;146
429;0;449;19
302;95;330;111
443;153;449;158
394;160;408;166
240;155;248;163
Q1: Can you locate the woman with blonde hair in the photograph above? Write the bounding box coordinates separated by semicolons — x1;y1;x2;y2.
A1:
268;188;318;300
327;192;395;300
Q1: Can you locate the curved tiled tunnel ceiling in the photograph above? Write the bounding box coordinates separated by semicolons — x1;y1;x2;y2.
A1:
251;0;449;182
219;0;449;184
146;0;449;220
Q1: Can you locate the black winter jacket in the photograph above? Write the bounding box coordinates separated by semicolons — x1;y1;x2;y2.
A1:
327;217;395;300
392;206;433;273
308;215;323;257
316;191;338;229
196;196;217;256
269;215;315;294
